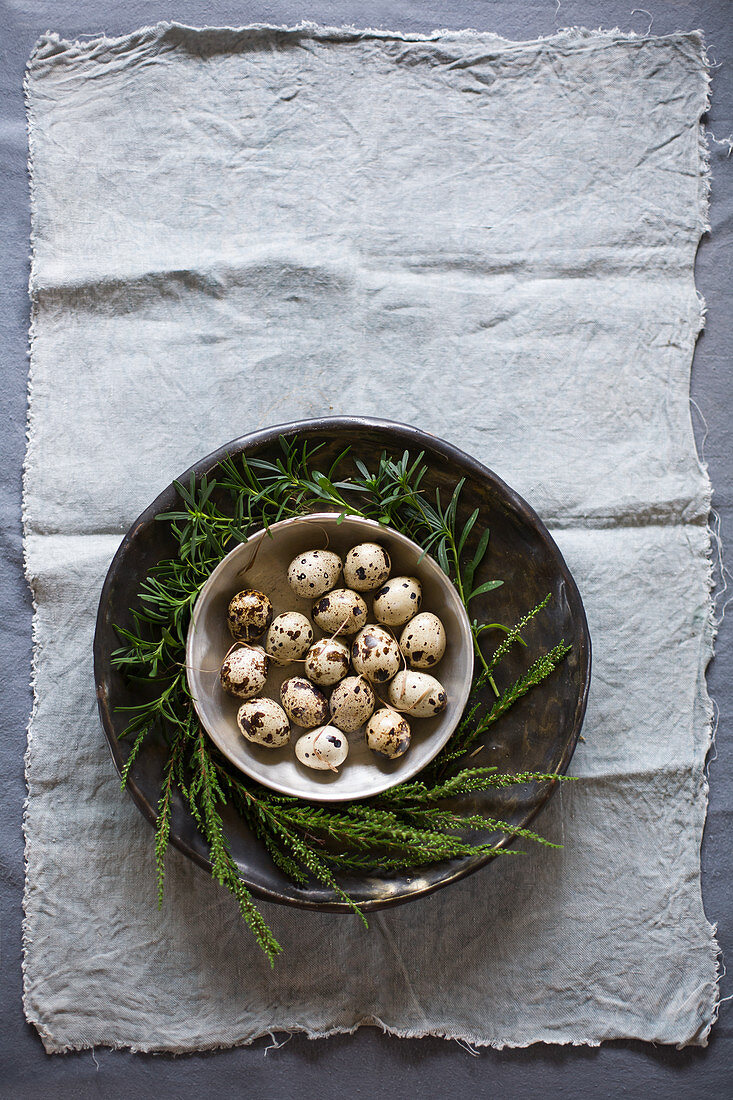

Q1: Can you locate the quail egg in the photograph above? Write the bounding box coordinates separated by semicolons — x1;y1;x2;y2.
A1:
399;612;446;669
265;611;314;663
351;624;402;684
373;576;422;627
312;588;368;636
304;637;351;687
237;697;290;748
219;645;269;699
295;725;350;771
287;550;342;599
365;708;412;759
280;676;330;728
227;589;273;642
387;670;447;718
329;675;376;732
343;542;391;592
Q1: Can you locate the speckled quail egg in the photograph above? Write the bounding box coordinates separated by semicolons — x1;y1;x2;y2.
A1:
387;670;447;718
304;637;351;687
237;698;290;748
399;612;446;669
265;612;314;663
295;725;350;772
351;624;402;684
365;708;412;760
372;576;422;627
343;542;391;592
329;675;376;732
280;676;330;728
219;645;269;699
227;589;273;642
287;550;343;599
312;588;368;636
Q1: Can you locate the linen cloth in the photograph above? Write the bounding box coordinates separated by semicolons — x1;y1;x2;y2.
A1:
23;24;719;1051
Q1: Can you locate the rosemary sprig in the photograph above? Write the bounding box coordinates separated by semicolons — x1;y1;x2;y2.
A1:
111;438;573;962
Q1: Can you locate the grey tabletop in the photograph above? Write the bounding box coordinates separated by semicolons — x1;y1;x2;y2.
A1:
1;2;731;1096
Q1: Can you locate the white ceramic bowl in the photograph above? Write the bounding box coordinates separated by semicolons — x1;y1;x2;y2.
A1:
186;512;473;801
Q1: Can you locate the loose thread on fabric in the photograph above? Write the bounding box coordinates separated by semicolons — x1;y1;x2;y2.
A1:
263;1032;293;1055
630;9;654;37
704;697;719;777
709;508;733;627
708;132;733;156
453;1037;481;1057
710;962;732;1025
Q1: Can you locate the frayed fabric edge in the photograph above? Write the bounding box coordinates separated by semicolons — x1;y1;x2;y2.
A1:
22;22;723;1056
32;1003;727;1056
20;40;45;1054
684;34;725;1049
27;21;707;65
29;1016;654;1057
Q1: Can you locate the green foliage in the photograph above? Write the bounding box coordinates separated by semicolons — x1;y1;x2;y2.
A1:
111;438;572;962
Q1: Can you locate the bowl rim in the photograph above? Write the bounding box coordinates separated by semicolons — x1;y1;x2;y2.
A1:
94;414;591;912
185;510;475;801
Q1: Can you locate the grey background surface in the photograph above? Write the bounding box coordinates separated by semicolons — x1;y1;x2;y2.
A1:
1;1;730;1096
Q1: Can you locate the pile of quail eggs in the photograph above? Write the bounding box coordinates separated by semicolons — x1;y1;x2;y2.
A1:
218;542;448;775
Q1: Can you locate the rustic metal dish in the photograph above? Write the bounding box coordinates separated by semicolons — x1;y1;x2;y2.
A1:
94;416;591;912
186;512;474;801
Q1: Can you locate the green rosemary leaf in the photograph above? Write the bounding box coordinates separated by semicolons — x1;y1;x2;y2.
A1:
457;507;480;557
471;524;491;566
172;478;195;508
327;445;352;481
445;477;466;532
197;475;215;507
436;538;451;577
467;579;503;602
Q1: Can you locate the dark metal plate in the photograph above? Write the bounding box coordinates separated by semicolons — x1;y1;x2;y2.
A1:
93;416;591;911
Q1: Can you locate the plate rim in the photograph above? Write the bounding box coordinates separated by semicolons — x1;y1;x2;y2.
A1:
94;415;592;912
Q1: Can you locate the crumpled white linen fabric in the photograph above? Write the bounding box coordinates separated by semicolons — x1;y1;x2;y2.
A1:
23;23;719;1052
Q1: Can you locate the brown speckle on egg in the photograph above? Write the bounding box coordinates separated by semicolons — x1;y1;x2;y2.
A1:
287;550;342;598
312;589;368;635
265;612;314;663
237;698;290;747
343;543;392;592
329;675;375;732
351;624;401;684
220;646;269;699
227;590;273;642
280;676;330;728
366;708;412;760
373;577;422;627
